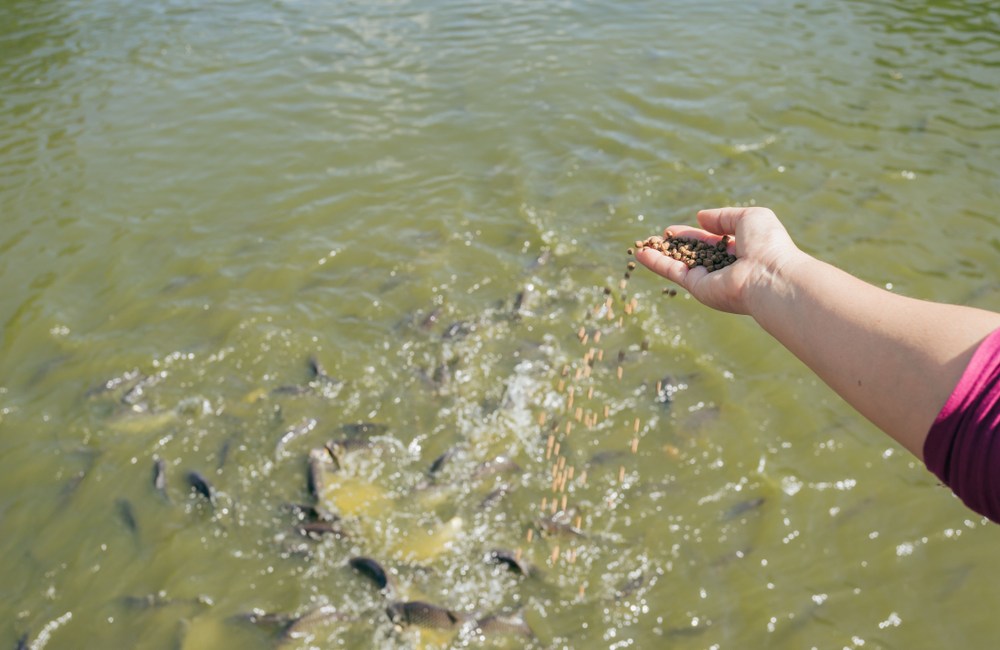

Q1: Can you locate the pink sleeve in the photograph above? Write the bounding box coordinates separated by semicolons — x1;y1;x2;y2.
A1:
923;327;1000;522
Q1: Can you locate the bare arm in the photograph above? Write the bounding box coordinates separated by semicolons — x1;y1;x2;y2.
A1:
635;207;1000;458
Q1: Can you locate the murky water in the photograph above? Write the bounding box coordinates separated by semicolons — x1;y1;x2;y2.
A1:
3;0;1000;647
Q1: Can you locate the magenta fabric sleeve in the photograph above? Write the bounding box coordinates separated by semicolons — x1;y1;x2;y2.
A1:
923;327;1000;522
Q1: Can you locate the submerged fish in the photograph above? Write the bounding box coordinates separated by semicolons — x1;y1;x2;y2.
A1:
152;457;168;498
348;556;391;591
340;422;388;438
486;549;532;577
186;471;215;505
275;417;317;457
386;601;468;631
474;612;534;639
116;498;138;536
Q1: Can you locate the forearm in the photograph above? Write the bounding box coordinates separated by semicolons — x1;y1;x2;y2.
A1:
749;251;1000;458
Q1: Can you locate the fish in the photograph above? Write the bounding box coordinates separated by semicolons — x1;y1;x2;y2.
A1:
275;417;317;457
441;320;475;340
152;458;168;498
427;448;456;476
485;549;532;577
116;498;138;536
85;369;142;398
341;422;388;438
471;455;521;480
186;471;215;505
270;384;312;396
721;496;766;521
479;483;515;510
296;521;348;539
386;601;469;631
307;447;337;499
283;503;336;522
282;605;348;640
535;512;585;539
474;612;534;639
348;556;391;591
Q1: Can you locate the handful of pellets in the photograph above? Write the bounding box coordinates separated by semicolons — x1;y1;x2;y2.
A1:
630;232;737;272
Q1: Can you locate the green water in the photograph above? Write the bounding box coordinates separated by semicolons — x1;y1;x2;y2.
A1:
3;0;1000;647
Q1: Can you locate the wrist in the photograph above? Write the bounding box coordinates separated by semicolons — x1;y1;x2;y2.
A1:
746;248;812;326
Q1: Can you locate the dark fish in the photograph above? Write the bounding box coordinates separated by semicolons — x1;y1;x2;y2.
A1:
121;593;173;609
614;569;645;600
116;498;138;536
535;513;584;539
655;374;689;405
341;422;387;437
235;606;349;640
15;632;28;650
349;556;390;591
420;307;442;330
441;320;475;340
232;609;296;632
283;606;349;640
511;291;525;318
284;503;336;522
308;355;330;381
186;471;215;505
85;368;141;398
486;549;532;577
308;447;336;498
386;601;467;630
471;456;521;480
152;458;168;498
427;449;456;475
722;496;766;521
60;470;88;502
271;384;312;396
275;417;317;456
479;483;514;510
296;521;348;539
475;612;533;638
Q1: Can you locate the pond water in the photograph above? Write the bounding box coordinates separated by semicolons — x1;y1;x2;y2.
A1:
2;0;1000;648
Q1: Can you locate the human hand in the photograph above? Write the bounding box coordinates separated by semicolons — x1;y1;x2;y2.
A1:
634;207;802;315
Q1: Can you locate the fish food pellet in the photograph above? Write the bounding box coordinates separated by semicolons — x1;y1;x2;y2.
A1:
635;232;737;272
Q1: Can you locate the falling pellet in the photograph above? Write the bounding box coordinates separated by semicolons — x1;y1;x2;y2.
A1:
553;442;561;457
538;412;547;426
561;494;567;511
617;366;623;380
526;529;534;543
633;417;640;433
551;545;560;564
594;330;602;344
618;465;626;482
631;437;639;453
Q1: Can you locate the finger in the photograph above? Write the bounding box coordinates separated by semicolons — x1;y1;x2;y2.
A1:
660;224;710;241
696;207;749;236
634;247;690;286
